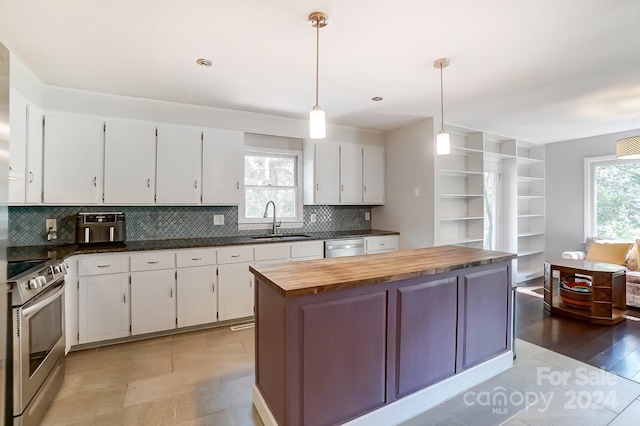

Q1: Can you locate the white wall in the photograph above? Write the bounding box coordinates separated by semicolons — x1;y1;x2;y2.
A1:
545;128;640;258
372;118;435;249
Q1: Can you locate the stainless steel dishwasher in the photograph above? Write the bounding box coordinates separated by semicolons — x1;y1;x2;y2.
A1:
324;238;365;258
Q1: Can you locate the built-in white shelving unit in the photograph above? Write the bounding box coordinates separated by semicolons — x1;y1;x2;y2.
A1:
436;129;545;283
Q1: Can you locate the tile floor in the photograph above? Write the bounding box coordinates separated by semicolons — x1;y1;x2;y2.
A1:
41;325;640;426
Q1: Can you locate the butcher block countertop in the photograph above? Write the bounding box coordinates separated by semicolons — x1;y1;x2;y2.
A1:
249;245;516;298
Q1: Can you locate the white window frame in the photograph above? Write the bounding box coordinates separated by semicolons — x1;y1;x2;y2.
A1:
584;154;640;239
238;146;304;230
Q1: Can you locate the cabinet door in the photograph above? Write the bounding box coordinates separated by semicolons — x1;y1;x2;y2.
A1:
131;270;177;335
218;263;254;320
363;146;385;204
78;273;130;344
340;144;363;204
43;115;103;204
104;121;156;204
202;128;244;204
8;87;28;202
177;266;217;327
25;102;44;204
314;143;340;204
156;125;202;204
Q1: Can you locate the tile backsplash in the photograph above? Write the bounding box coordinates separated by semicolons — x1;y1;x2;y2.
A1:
8;205;372;246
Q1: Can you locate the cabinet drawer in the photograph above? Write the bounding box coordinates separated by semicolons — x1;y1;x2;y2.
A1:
254;244;290;262
78;255;129;276
217;246;254;264
130;251;175;271
291;241;324;259
366;235;398;253
176;248;217;268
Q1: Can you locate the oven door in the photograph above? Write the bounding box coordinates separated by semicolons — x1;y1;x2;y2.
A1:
13;280;66;415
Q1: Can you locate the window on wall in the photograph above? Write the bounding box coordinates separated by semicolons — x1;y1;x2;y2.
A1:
585;156;640;238
239;147;303;228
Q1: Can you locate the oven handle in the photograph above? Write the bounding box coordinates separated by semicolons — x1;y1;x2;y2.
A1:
22;284;65;319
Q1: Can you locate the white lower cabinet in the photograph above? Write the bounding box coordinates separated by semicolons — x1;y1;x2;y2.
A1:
131;270;177;335
78;273;130;344
177;266;217;327
364;235;399;254
218;263;254;321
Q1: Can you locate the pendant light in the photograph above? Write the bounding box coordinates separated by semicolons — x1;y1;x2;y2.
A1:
309;12;328;139
433;58;450;155
616;135;640;159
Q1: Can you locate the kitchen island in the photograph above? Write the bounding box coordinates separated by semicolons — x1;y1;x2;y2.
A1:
249;245;517;426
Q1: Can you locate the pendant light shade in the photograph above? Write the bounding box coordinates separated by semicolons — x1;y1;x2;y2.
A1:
616;135;640;159
309;106;326;139
433;58;450;155
309;12;328;139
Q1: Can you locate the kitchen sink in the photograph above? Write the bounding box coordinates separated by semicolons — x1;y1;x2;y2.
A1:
250;234;312;241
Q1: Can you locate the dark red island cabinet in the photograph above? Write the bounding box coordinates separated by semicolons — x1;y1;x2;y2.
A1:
250;246;515;426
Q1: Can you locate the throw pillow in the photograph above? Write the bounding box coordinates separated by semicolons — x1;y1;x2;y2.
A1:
585;240;634;265
626;242;640;271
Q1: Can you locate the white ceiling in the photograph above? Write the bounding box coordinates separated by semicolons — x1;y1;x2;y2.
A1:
1;0;639;143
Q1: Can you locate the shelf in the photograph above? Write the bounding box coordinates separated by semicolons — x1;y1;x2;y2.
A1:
450;146;483;155
518;249;545;257
518;232;544;238
518;195;545;199
517;156;544;164
516;268;543;282
518;176;544;182
484;151;516;160
518;214;545;218
440;169;484;177
441;216;484;222
440;237;484;245
441;193;484;198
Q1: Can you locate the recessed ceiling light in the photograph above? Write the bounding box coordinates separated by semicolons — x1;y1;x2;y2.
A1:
196;58;212;67
371;96;383;102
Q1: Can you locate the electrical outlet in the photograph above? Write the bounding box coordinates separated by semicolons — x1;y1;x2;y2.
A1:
213;214;225;225
46;218;57;232
310;213;317;223
365;212;371;221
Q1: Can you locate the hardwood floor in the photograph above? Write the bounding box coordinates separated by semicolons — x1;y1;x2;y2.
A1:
516;277;640;382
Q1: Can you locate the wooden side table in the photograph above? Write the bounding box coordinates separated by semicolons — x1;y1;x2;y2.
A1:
544;259;627;325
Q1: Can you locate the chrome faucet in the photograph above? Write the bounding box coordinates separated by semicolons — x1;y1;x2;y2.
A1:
263;200;281;236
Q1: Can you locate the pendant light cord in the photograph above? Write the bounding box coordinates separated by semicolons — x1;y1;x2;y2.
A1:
315;19;320;107
439;64;444;132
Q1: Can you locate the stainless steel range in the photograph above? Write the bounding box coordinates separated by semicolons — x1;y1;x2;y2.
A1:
8;258;68;425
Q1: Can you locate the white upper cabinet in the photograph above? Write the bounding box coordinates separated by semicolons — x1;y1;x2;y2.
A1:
104;120;157;204
156;125;202;204
363;146;385;204
304;140;385;205
25;102;44;204
304;141;340;204
202;128;244;205
43;115;104;204
340;144;363;204
8;87;28;202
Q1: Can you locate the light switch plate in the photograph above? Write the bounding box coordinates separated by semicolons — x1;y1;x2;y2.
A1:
46;218;57;231
310;213;317;223
365;212;371;221
213;214;225;225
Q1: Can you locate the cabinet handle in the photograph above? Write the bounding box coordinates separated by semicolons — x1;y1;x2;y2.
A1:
236;181;240;190
93;176;97;187
147;261;159;264
364;184;367;192
97;264;111;268
147;178;151;188
379;243;385;246
341;184;344;191
249;278;253;288
123;293;126;304
191;257;202;261
316;184;319;191
29;171;34;183
194;180;198;189
170;288;173;298
231;255;241;258
212;283;215;292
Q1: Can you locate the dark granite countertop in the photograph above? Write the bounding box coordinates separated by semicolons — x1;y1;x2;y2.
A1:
7;229;399;262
